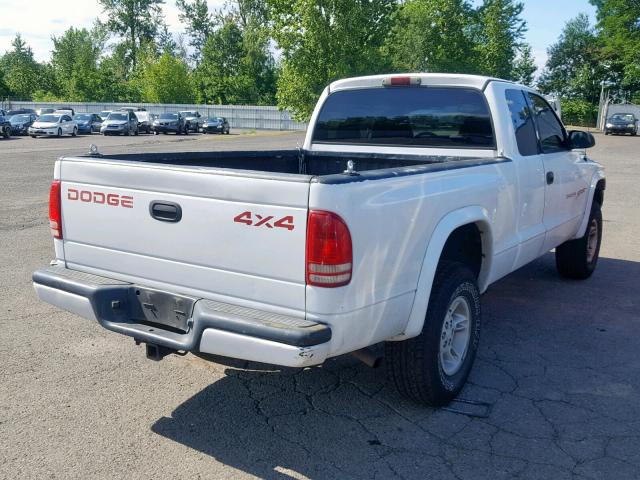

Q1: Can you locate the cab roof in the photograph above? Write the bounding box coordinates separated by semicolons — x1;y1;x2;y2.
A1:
329;73;512;92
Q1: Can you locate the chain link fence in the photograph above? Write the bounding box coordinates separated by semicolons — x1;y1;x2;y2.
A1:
3;100;308;131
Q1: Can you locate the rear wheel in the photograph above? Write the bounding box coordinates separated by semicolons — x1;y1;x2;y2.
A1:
3;128;9;139
72;127;77;137
556;203;602;279
385;262;481;406
57;128;62;138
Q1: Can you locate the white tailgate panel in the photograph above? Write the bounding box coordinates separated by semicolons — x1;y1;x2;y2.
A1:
60;159;309;310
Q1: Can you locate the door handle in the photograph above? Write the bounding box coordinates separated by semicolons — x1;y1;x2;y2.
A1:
546;171;554;185
149;201;182;223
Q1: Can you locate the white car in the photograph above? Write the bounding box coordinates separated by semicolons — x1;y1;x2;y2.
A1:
33;73;604;407
29;113;78;138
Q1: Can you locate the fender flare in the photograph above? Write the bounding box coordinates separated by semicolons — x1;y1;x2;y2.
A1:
574;170;606;239
396;206;494;340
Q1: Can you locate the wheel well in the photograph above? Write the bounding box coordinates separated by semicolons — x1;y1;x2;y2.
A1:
438;223;483;278
594;179;605;207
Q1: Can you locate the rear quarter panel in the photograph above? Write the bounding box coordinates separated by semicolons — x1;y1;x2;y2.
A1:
307;160;517;354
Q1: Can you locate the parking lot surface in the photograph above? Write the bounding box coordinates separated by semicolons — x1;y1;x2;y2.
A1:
1;130;639;479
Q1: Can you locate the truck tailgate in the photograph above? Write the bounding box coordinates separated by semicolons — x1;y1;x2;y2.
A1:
59;158;310;311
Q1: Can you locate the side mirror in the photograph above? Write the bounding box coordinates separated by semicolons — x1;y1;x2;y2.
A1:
567;130;595;149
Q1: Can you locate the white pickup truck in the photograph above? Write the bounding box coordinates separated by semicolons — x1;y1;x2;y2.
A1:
33;74;605;406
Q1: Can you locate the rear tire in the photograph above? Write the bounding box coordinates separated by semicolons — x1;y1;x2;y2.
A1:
72;127;77;137
556;203;602;279
57;128;62;138
385;261;481;407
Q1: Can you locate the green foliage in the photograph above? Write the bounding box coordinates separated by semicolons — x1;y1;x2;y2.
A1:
196;20;275;105
561;98;598;127
475;0;526;79
0;34;44;100
386;0;478;74
137;52;195;104
176;0;213;62
268;0;396;120
590;0;640;95
50;28;103;101
538;14;605;104
98;0;165;71
511;44;537;86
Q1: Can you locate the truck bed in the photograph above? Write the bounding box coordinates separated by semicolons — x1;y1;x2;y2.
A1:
84;149;497;179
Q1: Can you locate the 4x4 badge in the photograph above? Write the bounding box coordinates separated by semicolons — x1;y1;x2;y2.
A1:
234;211;295;231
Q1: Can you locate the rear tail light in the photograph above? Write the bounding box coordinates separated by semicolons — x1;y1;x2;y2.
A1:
306;210;352;287
49;180;62;239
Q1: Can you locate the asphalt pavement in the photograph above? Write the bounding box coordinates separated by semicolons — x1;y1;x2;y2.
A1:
1;129;638;479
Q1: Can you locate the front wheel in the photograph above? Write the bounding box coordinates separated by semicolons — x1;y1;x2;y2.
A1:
385;262;481;407
57;128;62;138
556;203;602;279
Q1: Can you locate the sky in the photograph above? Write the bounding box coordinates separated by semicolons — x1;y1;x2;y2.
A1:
0;0;597;74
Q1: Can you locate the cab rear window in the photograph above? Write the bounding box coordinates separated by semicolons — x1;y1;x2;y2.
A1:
312;87;495;149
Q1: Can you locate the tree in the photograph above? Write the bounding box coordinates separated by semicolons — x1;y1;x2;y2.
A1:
0;34;43;100
386;0;478;74
98;0;165;71
50;27;103;101
538;14;604;104
176;0;213;62
590;0;640;99
195;1;277;105
511;44;537;86
139;52;195;103
475;0;527;79
268;0;397;120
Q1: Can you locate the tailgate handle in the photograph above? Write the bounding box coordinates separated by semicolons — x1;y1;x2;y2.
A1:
149;201;182;223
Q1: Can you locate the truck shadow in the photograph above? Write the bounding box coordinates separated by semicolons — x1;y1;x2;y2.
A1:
151;254;640;479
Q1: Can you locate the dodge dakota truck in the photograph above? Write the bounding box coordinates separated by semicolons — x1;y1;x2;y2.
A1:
33;74;605;406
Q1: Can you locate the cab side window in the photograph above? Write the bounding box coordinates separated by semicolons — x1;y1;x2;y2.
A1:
505;89;538;156
528;93;567;153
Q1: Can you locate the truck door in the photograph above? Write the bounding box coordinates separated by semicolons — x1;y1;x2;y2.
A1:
504;88;546;269
527;93;589;251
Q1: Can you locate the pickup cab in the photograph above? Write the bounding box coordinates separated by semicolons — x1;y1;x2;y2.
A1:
33;74;605;406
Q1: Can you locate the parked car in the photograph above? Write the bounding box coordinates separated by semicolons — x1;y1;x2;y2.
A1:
7;108;37;117
100;111;139;136
54;108;75;116
119;107;146;113
28;113;77;137
74;113;103;134
152;112;188;135
9;113;37;135
134;111;154;134
0;115;11;139
36;107;56;116
201;116;230;134
179;111;203;132
99;110;112;120
604;113;637;136
32;73;605;407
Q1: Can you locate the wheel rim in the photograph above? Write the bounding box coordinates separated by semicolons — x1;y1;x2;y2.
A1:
439;295;472;376
586;218;599;263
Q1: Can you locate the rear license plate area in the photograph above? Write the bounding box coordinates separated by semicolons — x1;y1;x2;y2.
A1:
129;287;196;333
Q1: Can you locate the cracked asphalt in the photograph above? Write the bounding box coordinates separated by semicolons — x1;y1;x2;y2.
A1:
1;129;639;479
